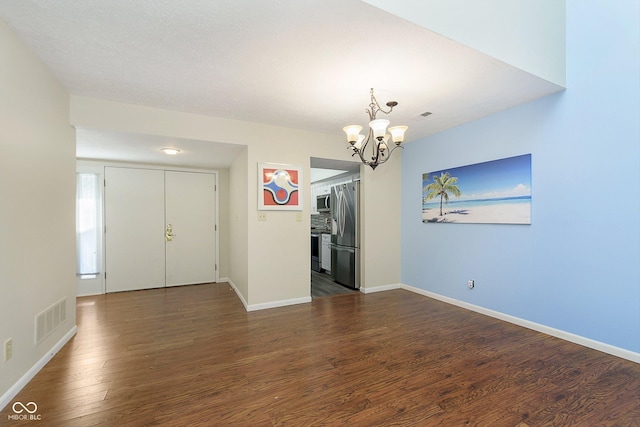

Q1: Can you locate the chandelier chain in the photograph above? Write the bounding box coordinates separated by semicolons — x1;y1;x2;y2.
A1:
367;88;394;121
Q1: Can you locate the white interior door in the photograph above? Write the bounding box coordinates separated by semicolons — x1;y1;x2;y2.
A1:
165;171;216;286
105;167;166;292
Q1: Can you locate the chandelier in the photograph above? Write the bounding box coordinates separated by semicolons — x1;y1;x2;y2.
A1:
343;88;408;170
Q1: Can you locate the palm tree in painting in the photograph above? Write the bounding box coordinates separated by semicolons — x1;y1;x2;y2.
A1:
424;172;461;216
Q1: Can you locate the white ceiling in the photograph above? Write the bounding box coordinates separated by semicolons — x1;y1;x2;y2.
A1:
75;127;245;170
0;0;563;169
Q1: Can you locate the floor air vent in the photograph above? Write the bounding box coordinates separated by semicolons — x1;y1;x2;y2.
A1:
35;297;67;345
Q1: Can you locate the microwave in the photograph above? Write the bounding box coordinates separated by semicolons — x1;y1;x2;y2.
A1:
316;194;330;212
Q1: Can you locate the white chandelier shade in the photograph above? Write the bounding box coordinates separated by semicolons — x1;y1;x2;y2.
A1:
388;125;408;144
369;119;389;140
343;125;363;144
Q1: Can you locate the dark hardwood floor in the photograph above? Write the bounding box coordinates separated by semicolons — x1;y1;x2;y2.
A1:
3;283;639;426
311;270;358;298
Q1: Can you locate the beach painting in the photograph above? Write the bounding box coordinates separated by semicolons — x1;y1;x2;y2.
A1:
422;154;532;224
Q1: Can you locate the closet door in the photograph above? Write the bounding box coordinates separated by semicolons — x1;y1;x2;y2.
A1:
165;171;216;286
104;167;166;292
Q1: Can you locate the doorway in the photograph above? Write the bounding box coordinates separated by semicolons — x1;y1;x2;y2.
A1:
310;157;361;298
104;167;217;292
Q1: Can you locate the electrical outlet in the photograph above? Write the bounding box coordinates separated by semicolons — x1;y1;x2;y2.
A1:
467;280;475;289
4;338;12;362
258;212;267;221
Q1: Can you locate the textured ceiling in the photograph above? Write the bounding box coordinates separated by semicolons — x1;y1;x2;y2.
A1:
0;0;563;168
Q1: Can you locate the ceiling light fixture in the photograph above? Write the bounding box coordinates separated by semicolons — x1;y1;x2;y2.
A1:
343;88;407;170
161;148;180;155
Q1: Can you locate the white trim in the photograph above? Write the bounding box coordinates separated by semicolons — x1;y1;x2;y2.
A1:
227;279;311;312
77;159;217;174
247;297;312;312
213;173;220;284
228;279;249;311
77;275;104;296
0;326;77;411
398;283;640;364
360;283;401;294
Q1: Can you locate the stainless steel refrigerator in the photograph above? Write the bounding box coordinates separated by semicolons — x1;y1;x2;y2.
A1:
330;181;360;289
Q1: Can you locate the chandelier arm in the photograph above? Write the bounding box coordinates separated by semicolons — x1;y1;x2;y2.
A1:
383;145;403;161
371;144;403;167
366;132;382;165
349;132;373;166
376;104;394;116
350;141;378;169
372;138;382;164
359;131;372;156
351;134;406;168
351;146;373;168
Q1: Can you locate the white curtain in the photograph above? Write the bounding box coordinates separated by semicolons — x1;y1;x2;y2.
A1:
76;173;100;276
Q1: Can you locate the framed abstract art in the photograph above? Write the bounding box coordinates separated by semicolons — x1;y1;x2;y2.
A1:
258;163;303;211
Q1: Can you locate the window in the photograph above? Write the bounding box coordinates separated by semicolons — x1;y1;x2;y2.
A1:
76;173;101;278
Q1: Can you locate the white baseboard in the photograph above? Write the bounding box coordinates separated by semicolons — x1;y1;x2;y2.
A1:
76;277;103;296
398;283;640;364
0;325;77;411
246;296;312;312
227;279;311;312
227;279;249;311
360;283;402;294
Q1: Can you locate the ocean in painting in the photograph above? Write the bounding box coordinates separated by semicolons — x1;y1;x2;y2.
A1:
422;196;531;224
423;195;531;210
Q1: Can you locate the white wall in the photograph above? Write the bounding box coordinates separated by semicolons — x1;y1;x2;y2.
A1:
364;0;566;86
229;147;249;303
360;157;402;290
400;0;639;356
245;140;312;307
0;19;77;404
217;168;230;280
68;96;402;308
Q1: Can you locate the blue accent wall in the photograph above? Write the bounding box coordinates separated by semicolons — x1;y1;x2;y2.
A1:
401;0;640;353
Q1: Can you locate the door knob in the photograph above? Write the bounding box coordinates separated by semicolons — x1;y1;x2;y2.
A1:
165;224;174;242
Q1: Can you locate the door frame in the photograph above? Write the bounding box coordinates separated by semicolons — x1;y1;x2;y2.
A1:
76;160;220;295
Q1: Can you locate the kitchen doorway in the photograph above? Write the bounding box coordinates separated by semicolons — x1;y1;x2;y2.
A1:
310;157;361;298
311;270;357;298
